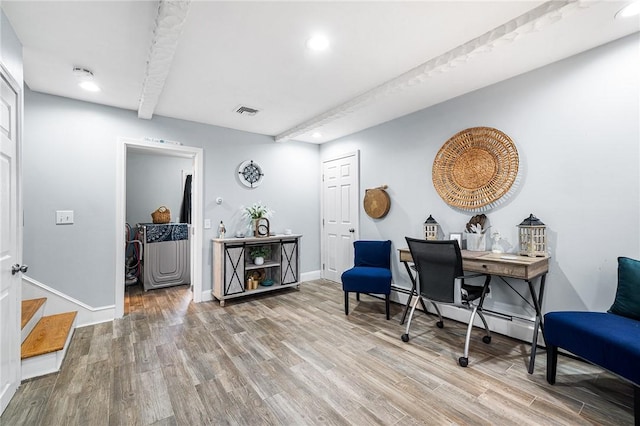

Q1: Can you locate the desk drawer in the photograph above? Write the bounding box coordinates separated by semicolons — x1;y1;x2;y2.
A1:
464;259;528;279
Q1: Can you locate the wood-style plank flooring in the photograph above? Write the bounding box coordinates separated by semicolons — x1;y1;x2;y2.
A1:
2;280;634;425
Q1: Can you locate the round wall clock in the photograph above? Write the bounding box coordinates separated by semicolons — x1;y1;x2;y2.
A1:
238;160;264;188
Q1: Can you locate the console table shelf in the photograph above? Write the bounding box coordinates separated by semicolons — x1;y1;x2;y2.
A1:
212;235;301;306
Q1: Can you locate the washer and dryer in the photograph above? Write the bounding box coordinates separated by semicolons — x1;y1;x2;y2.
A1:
137;223;190;291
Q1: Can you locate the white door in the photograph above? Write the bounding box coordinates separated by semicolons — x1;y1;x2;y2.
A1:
321;152;359;282
0;69;22;414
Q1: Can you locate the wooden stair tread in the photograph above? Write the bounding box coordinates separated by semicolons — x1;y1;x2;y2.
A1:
21;312;77;359
21;298;47;329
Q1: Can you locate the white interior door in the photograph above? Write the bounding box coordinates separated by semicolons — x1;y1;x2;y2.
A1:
0;69;22;414
321;152;359;282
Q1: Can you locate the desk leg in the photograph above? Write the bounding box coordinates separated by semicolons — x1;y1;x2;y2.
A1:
527;273;547;374
400;261;428;325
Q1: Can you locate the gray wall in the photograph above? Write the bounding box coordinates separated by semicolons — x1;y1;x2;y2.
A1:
23;91;320;307
126;152;193;226
321;34;640;315
20;30;640;314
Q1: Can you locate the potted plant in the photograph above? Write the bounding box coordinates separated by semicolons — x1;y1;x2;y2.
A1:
465;214;490;251
249;246;271;265
242;202;274;237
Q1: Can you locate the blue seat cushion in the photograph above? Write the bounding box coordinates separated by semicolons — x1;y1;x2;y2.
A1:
342;266;392;295
545;311;640;385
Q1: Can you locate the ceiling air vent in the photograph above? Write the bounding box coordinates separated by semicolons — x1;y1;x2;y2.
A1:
235;105;260;116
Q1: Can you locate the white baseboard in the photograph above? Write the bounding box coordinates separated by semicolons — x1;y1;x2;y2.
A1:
301;270;321;281
22;276;114;327
200;290;213;302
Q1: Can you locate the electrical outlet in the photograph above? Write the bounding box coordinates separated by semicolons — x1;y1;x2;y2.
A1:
56;210;74;225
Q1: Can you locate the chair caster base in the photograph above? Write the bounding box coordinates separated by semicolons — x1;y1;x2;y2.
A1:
458;357;468;367
436;321;444;329
482;335;491;344
401;334;410;342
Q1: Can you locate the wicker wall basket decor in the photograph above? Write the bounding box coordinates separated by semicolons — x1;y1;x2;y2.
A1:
432;127;519;212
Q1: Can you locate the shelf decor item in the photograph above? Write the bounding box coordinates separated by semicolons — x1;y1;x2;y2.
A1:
151;206;171;224
423;215;440;240
249;246;271;265
517;214;547;257
363;185;391;219
465;214;489;251
242;202;273;237
432;127;519;212
238;160;264;188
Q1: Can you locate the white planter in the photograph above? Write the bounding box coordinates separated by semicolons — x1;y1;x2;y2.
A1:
254;256;264;265
466;233;486;251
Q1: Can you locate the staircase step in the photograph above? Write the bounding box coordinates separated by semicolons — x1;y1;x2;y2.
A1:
21;312;77;359
21;298;46;329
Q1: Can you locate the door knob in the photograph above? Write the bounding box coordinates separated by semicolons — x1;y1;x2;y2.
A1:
11;264;28;275
348;228;355;233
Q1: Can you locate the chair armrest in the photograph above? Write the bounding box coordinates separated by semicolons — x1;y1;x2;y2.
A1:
455;273;491;305
456;272;488;280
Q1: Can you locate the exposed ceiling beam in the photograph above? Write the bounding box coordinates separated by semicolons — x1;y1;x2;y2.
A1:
274;0;584;143
138;0;191;120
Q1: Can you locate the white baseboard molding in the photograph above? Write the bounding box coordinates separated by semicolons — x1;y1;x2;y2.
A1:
392;286;544;346
22;276;114;327
301;270;321;282
200;290;213;302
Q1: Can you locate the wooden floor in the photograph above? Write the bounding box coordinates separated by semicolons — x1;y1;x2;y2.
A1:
2;280;634;425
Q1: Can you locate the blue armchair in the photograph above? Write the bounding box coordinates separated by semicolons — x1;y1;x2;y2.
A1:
341;240;392;320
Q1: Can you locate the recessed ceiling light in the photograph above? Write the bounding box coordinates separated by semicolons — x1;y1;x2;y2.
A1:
79;81;101;92
615;1;640;19
73;66;101;92
306;35;330;51
312;132;322;139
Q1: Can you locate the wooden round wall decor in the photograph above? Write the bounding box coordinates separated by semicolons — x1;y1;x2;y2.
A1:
363;186;390;219
432;127;519;212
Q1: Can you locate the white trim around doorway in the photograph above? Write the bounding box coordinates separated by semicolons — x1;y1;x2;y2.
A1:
115;137;204;318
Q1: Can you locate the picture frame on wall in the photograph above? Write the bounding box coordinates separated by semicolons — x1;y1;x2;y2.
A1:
449;233;462;247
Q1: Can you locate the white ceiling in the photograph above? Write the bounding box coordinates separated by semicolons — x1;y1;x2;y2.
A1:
2;1;639;143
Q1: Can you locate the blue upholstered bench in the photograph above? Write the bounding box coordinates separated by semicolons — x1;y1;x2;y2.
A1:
545;257;640;423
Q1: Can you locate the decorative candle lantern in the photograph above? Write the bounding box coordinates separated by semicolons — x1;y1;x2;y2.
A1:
424;215;440;240
517;214;546;257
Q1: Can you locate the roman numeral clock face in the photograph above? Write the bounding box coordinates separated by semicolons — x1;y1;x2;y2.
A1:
238;160;264;188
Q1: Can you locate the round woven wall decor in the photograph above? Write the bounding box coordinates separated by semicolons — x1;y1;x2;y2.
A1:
432;127;519;211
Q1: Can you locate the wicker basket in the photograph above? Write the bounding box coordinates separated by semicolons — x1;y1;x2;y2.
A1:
432;127;519;211
151;206;171;224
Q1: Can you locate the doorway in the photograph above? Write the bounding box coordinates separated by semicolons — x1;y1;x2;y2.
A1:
115;138;203;318
321;151;360;282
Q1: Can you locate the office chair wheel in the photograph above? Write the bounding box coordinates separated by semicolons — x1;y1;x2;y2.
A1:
436;321;444;328
401;333;410;342
458;357;469;367
482;335;491;344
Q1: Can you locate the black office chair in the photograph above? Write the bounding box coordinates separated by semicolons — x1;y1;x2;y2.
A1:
401;237;492;367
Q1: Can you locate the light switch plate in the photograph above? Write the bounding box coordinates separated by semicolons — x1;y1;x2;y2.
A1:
56;210;74;225
204;219;211;229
